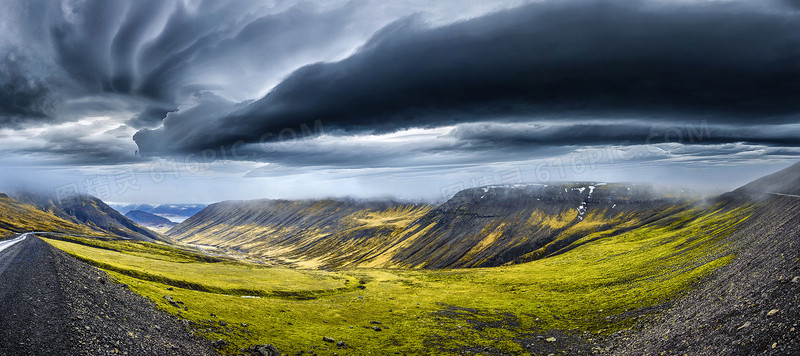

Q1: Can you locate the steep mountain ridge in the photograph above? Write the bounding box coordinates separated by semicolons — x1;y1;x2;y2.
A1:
168;199;433;268
609;162;800;354
168;183;695;269
124;210;177;231
149;204;207;218
382;183;693;268
14;193;167;242
0;194;98;238
722;161;800;201
111;203;207;223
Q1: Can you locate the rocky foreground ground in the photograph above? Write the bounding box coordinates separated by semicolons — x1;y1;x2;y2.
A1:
0;237;216;356
604;195;800;355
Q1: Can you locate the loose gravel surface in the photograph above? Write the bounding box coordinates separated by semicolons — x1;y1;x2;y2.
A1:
605;195;800;355
0;236;216;356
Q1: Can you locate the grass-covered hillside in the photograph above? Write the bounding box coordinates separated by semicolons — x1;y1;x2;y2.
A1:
0;193;99;238
167;199;433;268
15;193;167;242
45;204;750;355
167;183;695;269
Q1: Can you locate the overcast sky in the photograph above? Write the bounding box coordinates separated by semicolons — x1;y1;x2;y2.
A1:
1;0;799;204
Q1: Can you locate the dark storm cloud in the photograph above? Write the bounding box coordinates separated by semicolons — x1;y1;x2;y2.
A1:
0;51;52;125
125;105;177;129
2;0;386;129
783;0;800;9
135;1;371;103
225;120;799;172
135;0;800;155
444;122;800;151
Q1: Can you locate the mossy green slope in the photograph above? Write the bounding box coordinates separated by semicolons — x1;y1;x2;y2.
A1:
167;183;694;269
167;199;433;268
14;193;167;242
0;193;100;238
47;204;749;355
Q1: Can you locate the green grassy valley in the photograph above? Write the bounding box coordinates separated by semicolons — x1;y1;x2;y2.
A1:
44;204;751;355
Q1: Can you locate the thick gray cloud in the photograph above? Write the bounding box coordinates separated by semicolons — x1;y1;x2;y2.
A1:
1;0;800;203
218;121;800;172
3;0;439;129
135;0;800;155
445;122;800;150
0;51;52;124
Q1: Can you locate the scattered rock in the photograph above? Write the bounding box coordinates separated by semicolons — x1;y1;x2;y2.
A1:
168;287;174;291
545;337;557;342
219;321;227;326
372;326;382;331
211;339;227;348
246;344;280;356
322;336;335;343
336;341;347;349
792;277;799;284
370;320;381;324
766;309;779;317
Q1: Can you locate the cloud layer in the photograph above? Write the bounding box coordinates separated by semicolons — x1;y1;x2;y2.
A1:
0;0;799;202
134;0;800;155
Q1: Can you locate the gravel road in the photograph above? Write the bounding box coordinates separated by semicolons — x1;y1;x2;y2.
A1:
0;235;216;356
